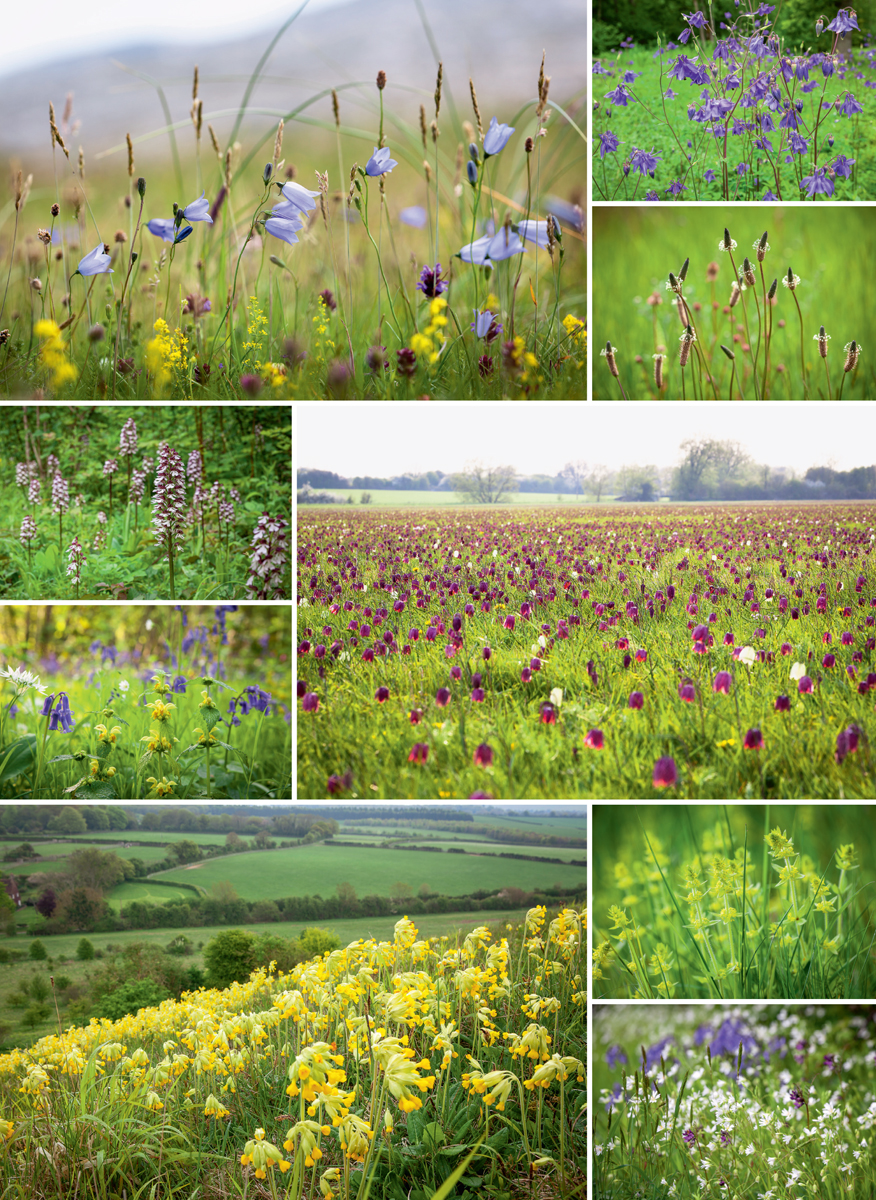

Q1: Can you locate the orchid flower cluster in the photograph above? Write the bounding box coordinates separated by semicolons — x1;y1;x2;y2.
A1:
594;6;869;201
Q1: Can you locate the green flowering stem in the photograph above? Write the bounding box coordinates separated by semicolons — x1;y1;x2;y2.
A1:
32;713;51;801
111;181;146;401
357;176;401;342
209;177;275;373
792;289;809;398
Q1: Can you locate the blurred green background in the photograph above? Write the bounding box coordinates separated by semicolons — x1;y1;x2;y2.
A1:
593;207;875;399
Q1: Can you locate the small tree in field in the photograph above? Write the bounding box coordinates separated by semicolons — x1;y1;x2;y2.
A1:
203;929;257;989
451;461;518;504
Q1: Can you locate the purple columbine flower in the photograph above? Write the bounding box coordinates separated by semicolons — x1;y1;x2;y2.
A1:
605;83;632;105
653;756;678;788
827;8;859;32
483;116;515;156
800;168;834;198
416;264;448;298
183;192;213;223
704;169;717;182
365;146;398;176
838;91;864;116
599;130;620;158
831;154;856;177
77;245;113;276
630;146;660;175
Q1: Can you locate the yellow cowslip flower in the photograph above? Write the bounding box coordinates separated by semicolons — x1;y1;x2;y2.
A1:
286;1042;346;1103
204;1093;230;1119
505;1022;552;1063
240;1128;290;1179
336;1113;373;1162
381;1050;436;1113
523;1053;584;1092
0;1118;13;1142
526;905;547;934
461;1059;516;1111
282;1118;329;1167
144;1090;164;1111
319;1168;341;1199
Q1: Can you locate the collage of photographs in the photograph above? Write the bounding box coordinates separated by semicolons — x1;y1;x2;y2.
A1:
0;0;875;1196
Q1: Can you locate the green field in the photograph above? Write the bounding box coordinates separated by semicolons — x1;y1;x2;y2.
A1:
4;841;178;875
305;490;610;507
329;834;586;860
152;841;585;899
0;908;533;1048
105;881;204;910
59;829;235;845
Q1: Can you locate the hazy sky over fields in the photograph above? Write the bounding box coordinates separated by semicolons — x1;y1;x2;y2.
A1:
297;403;876;477
2;0;345;72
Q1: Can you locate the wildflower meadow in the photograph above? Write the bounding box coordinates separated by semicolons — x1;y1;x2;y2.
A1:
592;207;873;400
0;604;291;799
593;3;876;201
0;406;290;600
0;16;585;400
594;1003;876;1200
297;503;876;799
592;805;876;999
0;906;585;1200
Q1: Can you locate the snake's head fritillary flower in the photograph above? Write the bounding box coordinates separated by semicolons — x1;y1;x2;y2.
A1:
435;687;451;707
483;116;515;157
302;692;319;713
584;728;604;749
797;675;814;694
77;245;113;276
540;702;557;725
628;691;644;709
713;671;732;694
679;683;696;702
473;743;493;767
408;742;429;764
653;756;678;788
775;694;791;711
365;146;398;176
743;728;764;750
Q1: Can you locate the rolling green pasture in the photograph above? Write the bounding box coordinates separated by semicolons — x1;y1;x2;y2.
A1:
104;881;204;910
328;835;586;860
63;829;234;845
3;841;186;876
0;908;532;1048
152;842;585;899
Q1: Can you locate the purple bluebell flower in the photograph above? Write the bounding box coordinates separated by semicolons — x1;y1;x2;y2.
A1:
606;1044;628;1068
265;216;304;245
172;675;187;693
516;220;550;248
183;192;213;223
77;245;113;276
147;218;177;242
483;116;515;156
39;694;56;717
365;146;398;176
399;205;427;227
48;692;74;732
277;180;320;214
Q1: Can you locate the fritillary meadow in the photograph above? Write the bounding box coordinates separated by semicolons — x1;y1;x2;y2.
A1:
0;907;585;1200
0;406;290;601
297;504;876;799
593;5;875;201
0;22;585;400
594;1003;876;1199
0;604;291;799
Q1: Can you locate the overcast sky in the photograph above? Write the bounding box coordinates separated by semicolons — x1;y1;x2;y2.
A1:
297;402;876;478
1;0;346;73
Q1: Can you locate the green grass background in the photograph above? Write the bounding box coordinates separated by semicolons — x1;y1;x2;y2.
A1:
593;205;875;399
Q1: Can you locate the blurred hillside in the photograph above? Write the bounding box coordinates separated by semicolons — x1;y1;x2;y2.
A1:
0;0;585;163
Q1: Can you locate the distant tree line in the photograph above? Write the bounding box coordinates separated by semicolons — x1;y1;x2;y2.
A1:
0;805;339;839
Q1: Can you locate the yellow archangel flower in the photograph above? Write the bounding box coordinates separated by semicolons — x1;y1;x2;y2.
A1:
148;699;176;723
94;723;121;743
